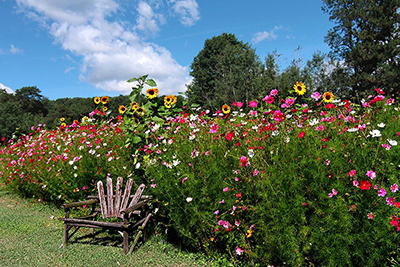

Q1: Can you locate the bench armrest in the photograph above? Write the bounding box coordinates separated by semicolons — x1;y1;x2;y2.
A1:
61;199;99;209
121;200;147;215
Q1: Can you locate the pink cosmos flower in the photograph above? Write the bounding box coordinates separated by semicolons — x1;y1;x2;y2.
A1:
270;89;278;96
347;169;356;177
367;212;374;219
386;98;394;105
366;170;376;179
249;101;258;108
209;124;219;134
329;188;338;198
250;110;258;116
240;156;249;167
382;144;391;150
235;247;244;255
353;180;359;187
236;102;243;108
311;92;321;101
391;183;399;193
223;187;229;192
214;210;219;215
263;95;275;104
378;187;387;197
298;131;305;138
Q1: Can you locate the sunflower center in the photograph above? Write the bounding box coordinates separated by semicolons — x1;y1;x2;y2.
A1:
297;86;302;90
326;95;331;100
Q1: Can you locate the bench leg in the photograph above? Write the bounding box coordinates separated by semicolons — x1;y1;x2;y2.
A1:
123;230;129;254
62;224;69;248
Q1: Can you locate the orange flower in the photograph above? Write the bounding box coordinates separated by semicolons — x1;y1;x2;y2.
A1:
146;88;159;99
101;96;109;104
322;92;334;103
119;105;127;114
222;104;230;114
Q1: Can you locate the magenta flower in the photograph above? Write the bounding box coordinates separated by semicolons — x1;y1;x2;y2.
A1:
236;102;243;108
390;183;399;193
378;187;387;197
386;196;395;206
367;212;374;220
263;95;275;104
347;169;356;177
353;180;359;187
366;170;376;179
223;187;229;192
249;101;258;108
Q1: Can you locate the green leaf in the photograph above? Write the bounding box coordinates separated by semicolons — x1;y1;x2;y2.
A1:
145;79;157;87
133;136;142;144
127;77;138;83
152;116;164;122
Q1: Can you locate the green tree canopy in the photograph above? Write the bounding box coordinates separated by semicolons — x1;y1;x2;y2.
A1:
322;0;400;98
187;33;263;110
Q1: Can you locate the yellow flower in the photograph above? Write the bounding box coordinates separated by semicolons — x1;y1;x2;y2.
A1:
60;123;66;127
60;117;65;122
322;92;334;103
293;82;306;96
103;106;108;112
131;102;139;110
94;96;101;104
164;95;177;106
222;104;230;114
246;229;252;238
146;88;159;99
73;120;79;124
165;103;172;109
119;105;127;114
101;96;109;105
137;107;145;116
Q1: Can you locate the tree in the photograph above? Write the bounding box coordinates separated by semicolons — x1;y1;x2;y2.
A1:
322;0;400;98
187;33;263;110
15;86;48;116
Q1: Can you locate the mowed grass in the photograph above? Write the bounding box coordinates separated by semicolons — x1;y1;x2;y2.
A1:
0;190;211;267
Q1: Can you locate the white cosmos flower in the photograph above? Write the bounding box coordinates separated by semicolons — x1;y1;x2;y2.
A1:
186;197;193;202
369;129;382;137
347;128;358;132
377;123;386;128
309;118;319;126
387;139;398;146
248;149;255;158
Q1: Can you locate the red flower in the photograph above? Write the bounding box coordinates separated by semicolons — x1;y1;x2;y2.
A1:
298;131;305;138
225;132;234;141
325;104;336;109
375;88;385;94
360;180;371;190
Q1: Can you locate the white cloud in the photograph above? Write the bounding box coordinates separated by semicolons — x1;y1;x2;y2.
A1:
252;26;282;43
135;1;166;35
10;44;23;54
169;0;200;26
16;0;197;95
0;83;14;94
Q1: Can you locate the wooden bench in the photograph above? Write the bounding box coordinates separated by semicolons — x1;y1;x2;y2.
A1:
58;177;152;254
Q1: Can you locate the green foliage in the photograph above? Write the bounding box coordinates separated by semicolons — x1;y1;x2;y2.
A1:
187;33;263;111
322;0;400;97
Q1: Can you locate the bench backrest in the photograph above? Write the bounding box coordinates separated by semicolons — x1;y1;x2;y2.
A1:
97;177;145;219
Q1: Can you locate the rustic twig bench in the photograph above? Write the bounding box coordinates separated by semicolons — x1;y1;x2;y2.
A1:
58;177;152;254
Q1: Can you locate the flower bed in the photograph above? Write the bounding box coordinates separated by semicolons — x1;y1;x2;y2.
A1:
1;78;399;265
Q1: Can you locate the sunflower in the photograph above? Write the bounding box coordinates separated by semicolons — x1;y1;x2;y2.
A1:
137;107;145;116
131;101;139;110
222;104;230;114
60;117;65;122
146;88;159;99
293;82;306;95
60;123;66;128
73;120;79;124
164;95;177;105
119;105;127;114
94;96;101;104
101;96;109;105
246;229;252;238
165;103;172;109
322;92;334;103
103;106;108;112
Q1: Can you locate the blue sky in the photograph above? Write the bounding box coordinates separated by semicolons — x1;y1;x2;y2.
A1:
0;0;334;100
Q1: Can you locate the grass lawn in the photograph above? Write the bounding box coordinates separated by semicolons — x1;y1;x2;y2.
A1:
0;190;211;267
